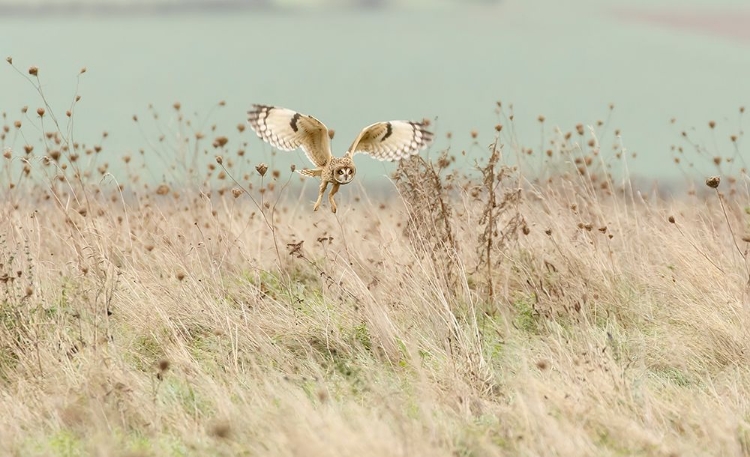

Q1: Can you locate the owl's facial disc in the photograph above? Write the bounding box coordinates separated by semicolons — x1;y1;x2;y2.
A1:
334;166;355;184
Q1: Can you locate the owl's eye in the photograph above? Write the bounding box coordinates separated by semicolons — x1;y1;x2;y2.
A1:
338;170;344;174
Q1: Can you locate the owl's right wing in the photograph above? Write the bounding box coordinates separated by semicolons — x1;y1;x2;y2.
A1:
247;104;331;168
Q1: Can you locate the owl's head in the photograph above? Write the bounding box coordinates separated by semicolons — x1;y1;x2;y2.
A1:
333;164;356;184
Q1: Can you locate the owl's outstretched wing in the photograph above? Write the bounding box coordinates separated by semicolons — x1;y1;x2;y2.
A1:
247;104;331;168
345;120;433;162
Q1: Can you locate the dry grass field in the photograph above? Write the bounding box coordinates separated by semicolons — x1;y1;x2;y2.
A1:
1;61;750;456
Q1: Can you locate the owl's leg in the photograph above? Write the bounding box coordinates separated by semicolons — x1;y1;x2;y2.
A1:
314;181;329;212
328;182;341;213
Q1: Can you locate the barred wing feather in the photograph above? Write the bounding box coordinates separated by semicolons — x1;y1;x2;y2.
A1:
346;120;433;162
247;104;332;167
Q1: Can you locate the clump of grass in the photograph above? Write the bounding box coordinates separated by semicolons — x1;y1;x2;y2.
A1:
393;150;459;290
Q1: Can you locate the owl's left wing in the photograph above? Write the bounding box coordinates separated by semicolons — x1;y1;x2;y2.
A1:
345;120;433;162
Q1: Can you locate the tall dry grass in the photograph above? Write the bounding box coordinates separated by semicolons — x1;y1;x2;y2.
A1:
1;60;750;456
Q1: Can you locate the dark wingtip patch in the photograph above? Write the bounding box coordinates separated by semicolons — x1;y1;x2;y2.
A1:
290;112;301;132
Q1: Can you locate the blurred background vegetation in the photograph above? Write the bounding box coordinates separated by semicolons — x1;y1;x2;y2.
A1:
1;0;748;187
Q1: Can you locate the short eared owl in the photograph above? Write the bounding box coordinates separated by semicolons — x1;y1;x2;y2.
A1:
247;104;434;213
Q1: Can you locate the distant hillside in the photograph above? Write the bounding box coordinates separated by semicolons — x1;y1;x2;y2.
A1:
0;0;499;16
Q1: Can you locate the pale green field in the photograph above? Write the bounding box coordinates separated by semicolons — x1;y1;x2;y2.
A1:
2;0;749;185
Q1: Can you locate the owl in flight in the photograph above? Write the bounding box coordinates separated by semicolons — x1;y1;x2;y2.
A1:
247;104;434;213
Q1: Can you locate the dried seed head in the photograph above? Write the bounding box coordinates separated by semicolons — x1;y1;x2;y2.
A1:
713;156;721;166
494;124;503;132
232;188;242;198
537;115;545;123
668;215;675;224
28;66;38;76
176;271;185;281
156;184;170;195
576;124;584;135
742;234;750;243
36;107;45;117
210;421;232;439
5;57;11;64
290;164;296;172
328;129;335;140
536;360;549;370
173;101;181;110
215;155;223;165
470;129;478;139
236;123;246;132
708;120;716;129
213;136;228;148
705;176;720;189
255;163;268;177
157;359;170;372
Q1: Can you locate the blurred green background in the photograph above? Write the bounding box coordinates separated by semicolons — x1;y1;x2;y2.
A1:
2;0;749;187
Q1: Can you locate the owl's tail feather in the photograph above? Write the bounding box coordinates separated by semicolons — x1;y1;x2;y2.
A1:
298;168;322;177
